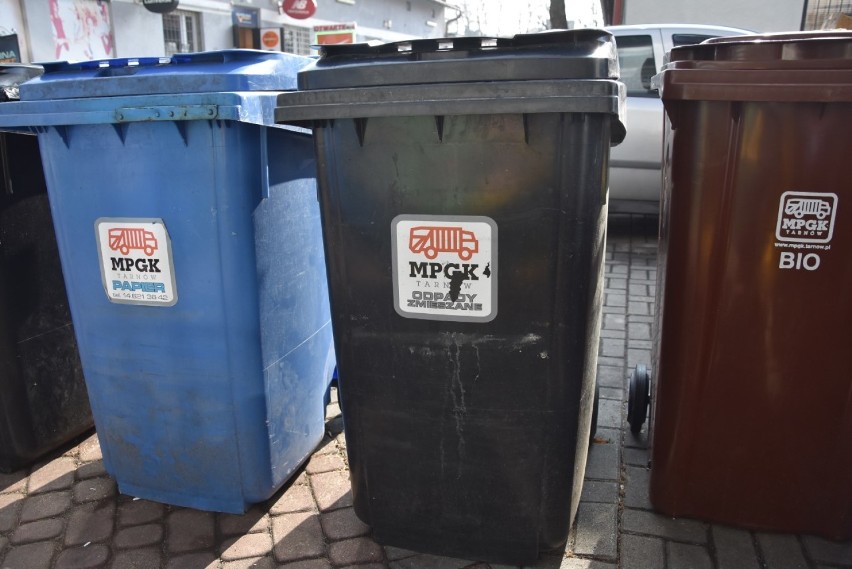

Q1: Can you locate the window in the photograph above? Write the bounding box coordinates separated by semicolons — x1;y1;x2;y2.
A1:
163;10;200;56
672;34;715;47
803;0;852;29
614;35;656;97
282;25;312;55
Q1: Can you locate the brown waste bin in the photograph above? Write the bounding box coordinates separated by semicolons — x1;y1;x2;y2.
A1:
637;31;852;540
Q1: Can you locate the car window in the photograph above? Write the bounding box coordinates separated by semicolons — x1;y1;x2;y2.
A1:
614;35;657;98
671;34;716;47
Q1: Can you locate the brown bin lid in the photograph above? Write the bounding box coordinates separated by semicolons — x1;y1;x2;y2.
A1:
659;30;852;102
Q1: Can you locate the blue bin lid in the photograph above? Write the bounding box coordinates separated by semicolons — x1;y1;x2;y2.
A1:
20;50;310;102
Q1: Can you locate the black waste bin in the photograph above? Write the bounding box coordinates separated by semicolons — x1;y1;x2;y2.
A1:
0;64;92;473
276;30;625;564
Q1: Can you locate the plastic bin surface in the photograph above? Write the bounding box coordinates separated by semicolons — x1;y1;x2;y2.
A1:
0;51;334;512
651;31;852;539
277;30;624;564
0;63;93;472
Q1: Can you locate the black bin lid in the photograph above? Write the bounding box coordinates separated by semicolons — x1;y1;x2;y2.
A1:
298;29;619;90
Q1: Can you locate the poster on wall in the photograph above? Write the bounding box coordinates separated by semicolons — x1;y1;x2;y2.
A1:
49;0;115;61
313;23;356;46
0;34;20;63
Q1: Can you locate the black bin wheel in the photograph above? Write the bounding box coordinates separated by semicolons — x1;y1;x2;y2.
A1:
627;364;651;435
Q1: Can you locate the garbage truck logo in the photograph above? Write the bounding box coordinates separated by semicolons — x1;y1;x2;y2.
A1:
108;228;159;256
408;226;479;261
776;191;838;244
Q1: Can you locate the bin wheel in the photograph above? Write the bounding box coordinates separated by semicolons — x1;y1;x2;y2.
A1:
627;364;651;435
589;383;600;444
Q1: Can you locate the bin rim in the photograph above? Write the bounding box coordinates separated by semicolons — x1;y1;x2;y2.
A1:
275;79;626;145
19;49;311;102
655;31;852;103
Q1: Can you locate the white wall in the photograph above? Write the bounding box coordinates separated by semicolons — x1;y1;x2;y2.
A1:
625;0;803;33
111;0;164;57
0;0;29;61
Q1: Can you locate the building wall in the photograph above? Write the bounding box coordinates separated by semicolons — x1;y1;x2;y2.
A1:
111;0;164;58
624;0;803;32
0;0;28;61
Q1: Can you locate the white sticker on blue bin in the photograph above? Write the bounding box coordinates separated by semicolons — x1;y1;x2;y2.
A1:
95;218;177;307
391;215;497;322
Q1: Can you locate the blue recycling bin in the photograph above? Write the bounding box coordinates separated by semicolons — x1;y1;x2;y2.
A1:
0;51;335;512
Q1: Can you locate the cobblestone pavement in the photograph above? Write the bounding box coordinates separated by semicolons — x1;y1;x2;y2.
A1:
0;215;849;569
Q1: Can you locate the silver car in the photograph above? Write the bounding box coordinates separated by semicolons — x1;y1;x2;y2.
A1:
606;24;752;214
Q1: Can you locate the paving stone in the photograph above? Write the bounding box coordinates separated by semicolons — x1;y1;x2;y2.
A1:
599;338;625;358
1;541;56;569
712;526;760;569
558;560;616;569
65;501;116;545
311;470;353;512
623;466;651;510
579;480;618;504
598;387;623;402
627;322;651;341
621;509;708;543
621;534;664;569
599;328;626;340
270;483;315;515
166;509;215;553
573;502;617;561
278;559;332;569
320;507;370;541
628;283;648;297
78;436;103;463
220;532;274;561
597;399;622;430
306;453;346;475
802;535;852;566
666;542;712;569
164;552;218;569
55;544;110;569
73;477;117;503
623;447;650;467
11;518;64;544
20;491;72;523
325;403;342;420
584;429;620;481
0;470;28;495
384;546;420;561
389;553;477;569
627;301;651;317
606;277;627;290
604;292;626;308
219;508;269;535
28;457;76;494
223;556;277;569
313;438;338;456
329;537;384;566
624;428;649;449
118;499;165;527
597;356;624;368
756;533;809;569
595;367;625;389
627;348;652;369
109;547;161;569
114;523;164;549
76;461;108;480
272;510;325;563
0;492;23;531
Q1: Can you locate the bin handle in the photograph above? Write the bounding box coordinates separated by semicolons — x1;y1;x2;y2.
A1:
113;105;218;123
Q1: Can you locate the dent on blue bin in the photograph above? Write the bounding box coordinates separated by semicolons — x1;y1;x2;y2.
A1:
0;50;335;513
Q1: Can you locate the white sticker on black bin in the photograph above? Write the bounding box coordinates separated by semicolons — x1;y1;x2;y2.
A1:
95;218;177;306
392;215;497;322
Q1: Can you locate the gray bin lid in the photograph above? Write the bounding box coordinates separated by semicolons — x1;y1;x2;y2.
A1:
297;29;619;90
277;30;626;144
